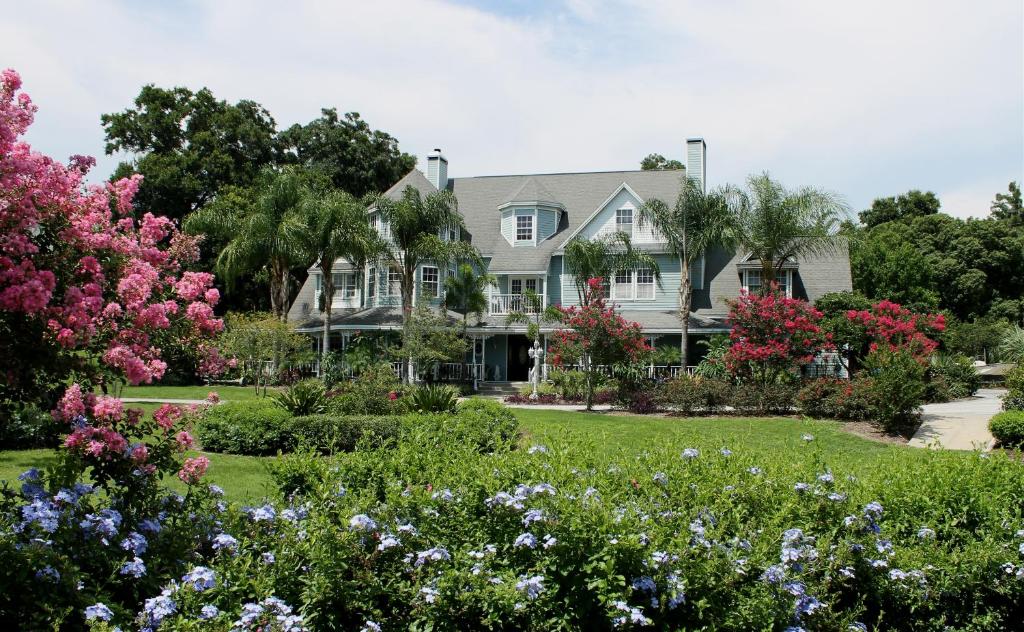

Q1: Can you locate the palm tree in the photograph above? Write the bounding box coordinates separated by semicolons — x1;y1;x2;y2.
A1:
723;172;849;291
443;263;496;329
184;167;308;321
639;177;733;366
371;186;480;381
284;187;385;356
562;233;661;305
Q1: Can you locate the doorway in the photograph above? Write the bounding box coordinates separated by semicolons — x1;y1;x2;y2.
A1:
506;334;532;381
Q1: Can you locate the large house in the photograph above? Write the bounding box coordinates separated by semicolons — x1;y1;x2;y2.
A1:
288;139;852;383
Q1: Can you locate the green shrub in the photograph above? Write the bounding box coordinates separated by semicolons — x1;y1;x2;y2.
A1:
989;410;1024;448
406;399;520;453
863;348;927;433
410;384;459;413
1003;366;1024;411
290;414;401;454
730;381;797;416
797;378;874;421
196;400;294;455
548;368;587;401
273;378;328;415
268;447;336;497
0;404;62;449
326;363;406;415
927;354;981;401
657;375;731;416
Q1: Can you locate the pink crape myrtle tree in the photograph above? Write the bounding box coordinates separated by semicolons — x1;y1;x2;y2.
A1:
724;284;831;383
0;69;230;625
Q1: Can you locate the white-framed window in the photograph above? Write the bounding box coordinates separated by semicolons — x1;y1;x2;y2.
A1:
743;270;792;297
636;268;655;299
516;213;533;242
387;267;401;296
421;266;439;298
367;267;376;299
616;207;634;236
340;274;357;299
614;270;634;299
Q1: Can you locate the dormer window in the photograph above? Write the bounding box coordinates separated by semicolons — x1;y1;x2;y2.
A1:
616;207;633;236
516;213;534;242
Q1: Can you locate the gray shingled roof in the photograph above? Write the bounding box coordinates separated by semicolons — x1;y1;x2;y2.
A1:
293;306;465;332
501;177;562;207
380;168;685;272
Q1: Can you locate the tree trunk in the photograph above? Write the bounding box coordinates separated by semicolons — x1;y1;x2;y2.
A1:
584;353;594;411
401;265;415;384
760;258;776;295
269;260;284;321
679;256;692;368
321;270;334;358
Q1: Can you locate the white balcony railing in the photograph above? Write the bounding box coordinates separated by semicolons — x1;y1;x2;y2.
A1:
489;293;546;315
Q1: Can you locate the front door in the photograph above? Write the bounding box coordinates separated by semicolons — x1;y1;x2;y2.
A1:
506;334;532;381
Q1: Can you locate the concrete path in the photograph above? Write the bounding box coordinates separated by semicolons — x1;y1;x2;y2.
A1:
908;389;1005;450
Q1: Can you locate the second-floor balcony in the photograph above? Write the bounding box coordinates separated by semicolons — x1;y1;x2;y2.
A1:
488;293;546;315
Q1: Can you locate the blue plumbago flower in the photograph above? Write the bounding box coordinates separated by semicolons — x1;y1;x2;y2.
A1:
514;533;538;549
212;533;239;553
828;492;847;502
783;581;806;596
870;559;889;569
20;498;61;534
84;602;113;621
485;491;525;511
681;448;700;459
523;508;546;526
54;489;78;504
414;546;451;566
612;600;652;627
120;531;148;555
207;484;225;497
237;602;264;627
432;488;455;502
763;564;786;584
349;514;378;532
262;551;276;564
527;444;548;454
653;472;668;485
795;594;823;617
802;434;815;442
747;467;763;475
139;518;161;534
783;626;807;632
863;501;884;517
396;522;418;535
838;566;855;579
632;576;657;593
142;594;176;627
35;565;60;581
666;572;686;609
469;544;497;558
848;623;868;631
583;487;600;501
18;468;40;482
794;482;811;493
888;569;909;581
182;566;216;591
650;551;674;567
875;539;894;555
532;483;557;496
917;527;936;540
80;509;122;544
420;586;439;603
719;447;732;457
378;534;401;551
249;504;276;522
360;621;383;632
120;557;146;578
1015;529;1024;538
843;515;858;527
1019;542;1024;556
336;484;347;497
542;534;558;549
817;472;834;484
782;529;805;544
200;604;220;620
516;574;545;600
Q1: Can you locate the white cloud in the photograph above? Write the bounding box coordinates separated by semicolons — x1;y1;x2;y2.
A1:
2;0;1021;217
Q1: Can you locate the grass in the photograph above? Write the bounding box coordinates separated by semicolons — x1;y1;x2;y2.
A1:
111;384;277;402
0;405;920;503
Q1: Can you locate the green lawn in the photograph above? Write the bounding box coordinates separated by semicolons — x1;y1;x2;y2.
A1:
0;406;912;503
112;384;277;402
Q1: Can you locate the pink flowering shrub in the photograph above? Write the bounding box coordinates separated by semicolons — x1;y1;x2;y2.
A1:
724;285;831;383
844;300;944;363
0;68;225;412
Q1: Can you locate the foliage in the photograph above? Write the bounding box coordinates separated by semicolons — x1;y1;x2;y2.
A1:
290;415;401;455
325;363;406;416
101;84;278;223
562;233;660;305
862;348;927;434
0;404;62;450
796;378;873;421
657;376;731;416
393;304;469;382
410;398;521;453
267;446;336;498
549;280;651;409
693;335;730;379
988;411;1024;448
278;108;416;198
639;177;733;365
1003;366;1024;412
926;354;981;402
611;363;658;414
990;181;1022;225
729;382;798;416
410;385;459;413
844;300;945;363
849;221;940;308
1000;325;1024;365
547;368;588;401
650;343;681;367
942;317;1010;363
196;400;294;455
273;379;328;416
216;312;313;389
724;172;849;284
184;167;310;320
639;153;684;170
858;189;940;229
0;69;225;417
724;289;829;383
815;291;873;369
444;263;496;327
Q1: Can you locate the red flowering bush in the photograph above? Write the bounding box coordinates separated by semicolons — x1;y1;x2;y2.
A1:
549;278;650;409
844;300;944;362
724;286;830;383
0;68;226;413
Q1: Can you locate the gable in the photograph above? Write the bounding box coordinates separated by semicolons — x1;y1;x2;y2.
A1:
568;184;643;243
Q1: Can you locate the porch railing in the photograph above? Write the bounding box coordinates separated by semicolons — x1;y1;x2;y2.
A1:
542;364;697;380
489;293;546;315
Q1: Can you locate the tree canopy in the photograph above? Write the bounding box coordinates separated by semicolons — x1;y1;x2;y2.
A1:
640;153;684;171
857;189;940;229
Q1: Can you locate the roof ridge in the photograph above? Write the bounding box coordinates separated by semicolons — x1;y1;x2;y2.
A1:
451;168;684;181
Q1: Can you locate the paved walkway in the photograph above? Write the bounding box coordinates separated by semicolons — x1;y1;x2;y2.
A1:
908;389;1005;450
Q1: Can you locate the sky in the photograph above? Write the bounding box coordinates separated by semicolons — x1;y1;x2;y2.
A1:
3;0;1022;219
